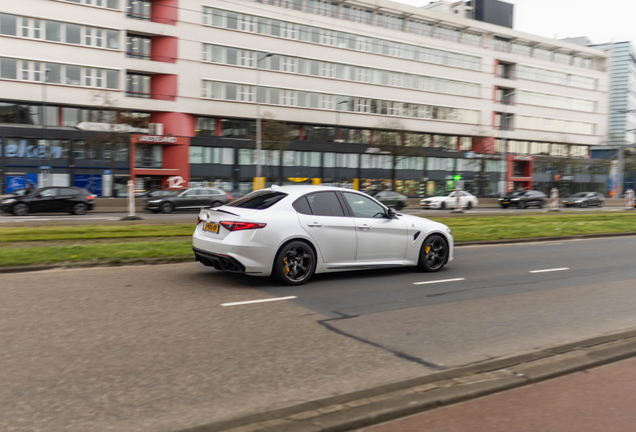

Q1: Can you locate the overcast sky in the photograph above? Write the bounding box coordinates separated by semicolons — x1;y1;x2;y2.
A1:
396;0;635;46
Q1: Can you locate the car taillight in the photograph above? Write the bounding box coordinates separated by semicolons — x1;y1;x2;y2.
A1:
220;221;266;231
87;195;95;200
197;215;204;225
226;193;233;200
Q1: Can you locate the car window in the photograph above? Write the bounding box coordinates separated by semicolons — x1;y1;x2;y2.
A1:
305;192;345;217
227;191;287;209
60;188;78;195
39;188;58;197
197;190;212;196
292;196;312;215
376;191;388;198
183;190;198;197
343;192;386;218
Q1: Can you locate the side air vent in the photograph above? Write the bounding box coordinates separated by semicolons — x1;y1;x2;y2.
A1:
413;231;421;241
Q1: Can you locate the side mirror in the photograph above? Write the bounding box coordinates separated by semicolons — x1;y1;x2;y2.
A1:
387;208;397;219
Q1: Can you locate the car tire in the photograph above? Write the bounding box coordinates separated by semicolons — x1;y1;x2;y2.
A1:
12;203;29;216
440;202;446;210
71;203;88;215
273;241;316;286
538;201;544;209
598;201;603;208
501;204;509;209
395;201;405;211
466;201;473;210
581;201;588;208
152;210;160;214
418;234;448;272
518;202;526;209
160;202;174;214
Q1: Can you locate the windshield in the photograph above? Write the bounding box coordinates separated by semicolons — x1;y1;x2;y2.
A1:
227;191;288;209
510;191;526;197
571;192;588;198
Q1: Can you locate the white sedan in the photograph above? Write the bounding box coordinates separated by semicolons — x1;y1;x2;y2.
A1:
193;185;454;285
420;191;479;210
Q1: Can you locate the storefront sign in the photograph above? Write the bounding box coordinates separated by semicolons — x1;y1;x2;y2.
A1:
75;122;149;133
4;141;63;159
137;136;178;143
512;155;533;161
167;176;186;189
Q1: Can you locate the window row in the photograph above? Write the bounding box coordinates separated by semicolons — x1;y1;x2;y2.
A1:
0;57;119;89
61;0;120;9
201;81;480;124
0;14;120;50
202;8;482;71
494;37;594;70
202;44;481;98
516;65;597;90
517;90;596;113
253;0;483;47
516;115;596;135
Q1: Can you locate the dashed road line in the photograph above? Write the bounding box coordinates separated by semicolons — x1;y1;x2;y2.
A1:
221;296;297;307
413;278;466;286
529;268;570;273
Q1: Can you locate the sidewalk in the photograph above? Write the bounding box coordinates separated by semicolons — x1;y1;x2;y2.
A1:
361;356;636;432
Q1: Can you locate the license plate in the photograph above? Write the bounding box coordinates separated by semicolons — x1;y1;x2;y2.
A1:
204;222;219;233
503;201;510;204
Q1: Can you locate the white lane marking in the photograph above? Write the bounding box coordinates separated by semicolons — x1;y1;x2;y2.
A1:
221;296;297;307
529;268;570;273
413;278;466;286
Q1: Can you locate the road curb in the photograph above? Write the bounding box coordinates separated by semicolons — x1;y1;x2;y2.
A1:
177;329;636;432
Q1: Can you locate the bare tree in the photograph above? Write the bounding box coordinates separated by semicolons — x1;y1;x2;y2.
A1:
373;119;413;191
251;112;296;184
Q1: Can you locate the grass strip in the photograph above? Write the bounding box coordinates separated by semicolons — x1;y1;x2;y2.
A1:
0;240;193;267
0;224;194;242
433;212;636;242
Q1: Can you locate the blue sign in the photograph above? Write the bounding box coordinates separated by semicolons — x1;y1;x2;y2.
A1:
6;176;25;193
26;173;38;189
74;175;103;196
103;170;111;176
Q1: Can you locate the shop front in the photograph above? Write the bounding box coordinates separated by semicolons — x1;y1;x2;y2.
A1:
129;134;190;193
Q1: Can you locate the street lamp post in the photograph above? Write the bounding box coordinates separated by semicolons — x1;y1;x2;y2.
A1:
500;91;515;196
335;99;349;186
255;53;273;189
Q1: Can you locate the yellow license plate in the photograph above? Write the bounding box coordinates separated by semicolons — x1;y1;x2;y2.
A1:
503;201;510;204
204;222;219;233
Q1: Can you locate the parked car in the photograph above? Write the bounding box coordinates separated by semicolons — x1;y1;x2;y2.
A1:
144;187;231;213
562;192;604;208
1;187;95;216
499;190;547;209
420;190;479;210
135;189;174;199
367;190;409;210
193;185;454;285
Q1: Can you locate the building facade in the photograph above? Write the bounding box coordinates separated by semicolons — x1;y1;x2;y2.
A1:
0;0;610;197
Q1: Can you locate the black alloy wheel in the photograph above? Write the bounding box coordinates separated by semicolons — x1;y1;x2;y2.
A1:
518;201;526;209
466;201;473;210
395;201;405;210
12;203;29;216
418;234;448;272
581;201;588;208
160;202;174;214
71;203;88;215
501;204;509;209
440;202;446;210
538;201;544;209
273;241;316;285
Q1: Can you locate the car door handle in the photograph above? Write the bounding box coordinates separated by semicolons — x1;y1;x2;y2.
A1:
307;223;323;227
358;224;371;230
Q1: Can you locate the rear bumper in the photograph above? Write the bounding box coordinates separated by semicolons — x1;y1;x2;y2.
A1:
193;247;246;273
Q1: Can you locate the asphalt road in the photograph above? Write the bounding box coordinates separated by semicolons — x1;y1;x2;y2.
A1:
2;237;636;431
0;205;628;224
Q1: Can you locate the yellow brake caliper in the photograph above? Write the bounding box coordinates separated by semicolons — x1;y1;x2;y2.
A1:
425;245;431;257
283;257;290;274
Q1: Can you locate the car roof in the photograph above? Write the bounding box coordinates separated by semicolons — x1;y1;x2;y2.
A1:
260;185;365;200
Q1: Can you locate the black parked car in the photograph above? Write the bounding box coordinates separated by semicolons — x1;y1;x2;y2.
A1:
367;190;409;210
499;190;547;209
135;189;174;199
144;187;231;213
1;187;95;216
562;192;604;208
